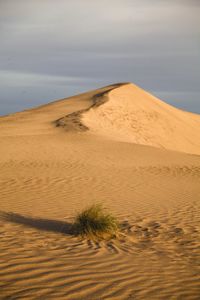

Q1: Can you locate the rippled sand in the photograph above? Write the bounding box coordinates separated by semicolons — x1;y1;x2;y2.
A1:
1;83;200;299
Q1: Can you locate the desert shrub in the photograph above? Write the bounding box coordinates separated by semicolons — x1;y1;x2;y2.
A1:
73;204;119;239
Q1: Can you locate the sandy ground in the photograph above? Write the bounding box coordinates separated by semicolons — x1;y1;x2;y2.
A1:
0;83;200;299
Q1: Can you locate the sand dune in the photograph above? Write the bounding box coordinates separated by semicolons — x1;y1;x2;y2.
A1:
0;83;200;299
55;83;200;154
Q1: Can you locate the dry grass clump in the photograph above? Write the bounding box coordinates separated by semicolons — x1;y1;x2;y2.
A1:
73;204;119;239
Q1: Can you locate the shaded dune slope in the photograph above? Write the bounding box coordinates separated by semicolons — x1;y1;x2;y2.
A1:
55;83;127;132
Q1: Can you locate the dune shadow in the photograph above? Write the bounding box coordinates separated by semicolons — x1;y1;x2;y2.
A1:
0;211;74;235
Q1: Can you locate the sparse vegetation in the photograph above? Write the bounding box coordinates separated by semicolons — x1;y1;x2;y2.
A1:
73;204;119;239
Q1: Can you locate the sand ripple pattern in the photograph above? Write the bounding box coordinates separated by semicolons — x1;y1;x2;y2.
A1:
0;133;200;299
1;208;200;299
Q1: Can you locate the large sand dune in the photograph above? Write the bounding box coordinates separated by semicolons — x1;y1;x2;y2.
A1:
57;83;200;154
0;83;200;299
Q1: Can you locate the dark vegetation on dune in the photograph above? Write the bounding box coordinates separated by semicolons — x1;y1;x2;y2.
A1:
74;204;119;239
1;204;119;240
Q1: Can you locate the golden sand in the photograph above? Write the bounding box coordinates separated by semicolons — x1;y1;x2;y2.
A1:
0;83;200;299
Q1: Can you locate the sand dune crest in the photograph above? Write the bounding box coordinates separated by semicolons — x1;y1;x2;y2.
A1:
81;83;200;154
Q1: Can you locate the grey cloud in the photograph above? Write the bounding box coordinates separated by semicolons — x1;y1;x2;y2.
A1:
0;0;199;115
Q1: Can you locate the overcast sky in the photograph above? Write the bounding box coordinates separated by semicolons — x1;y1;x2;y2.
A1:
0;0;200;115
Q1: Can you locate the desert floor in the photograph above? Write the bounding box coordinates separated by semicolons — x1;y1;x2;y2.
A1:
0;84;200;299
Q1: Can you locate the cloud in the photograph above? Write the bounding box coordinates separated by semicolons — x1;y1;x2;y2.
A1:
0;0;199;114
0;70;96;88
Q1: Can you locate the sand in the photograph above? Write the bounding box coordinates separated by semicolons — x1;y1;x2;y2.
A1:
0;83;200;299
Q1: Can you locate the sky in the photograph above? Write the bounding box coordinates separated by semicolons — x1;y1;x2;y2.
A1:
0;0;200;115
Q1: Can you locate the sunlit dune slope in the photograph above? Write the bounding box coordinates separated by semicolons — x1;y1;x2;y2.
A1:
1;82;200;155
81;83;200;154
1;83;200;154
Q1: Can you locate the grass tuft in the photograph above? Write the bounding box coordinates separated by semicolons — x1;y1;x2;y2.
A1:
73;204;119;239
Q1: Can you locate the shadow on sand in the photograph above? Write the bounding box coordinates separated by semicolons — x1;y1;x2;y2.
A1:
0;211;74;235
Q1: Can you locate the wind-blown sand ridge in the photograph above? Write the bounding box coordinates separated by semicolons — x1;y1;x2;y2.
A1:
57;83;200;154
